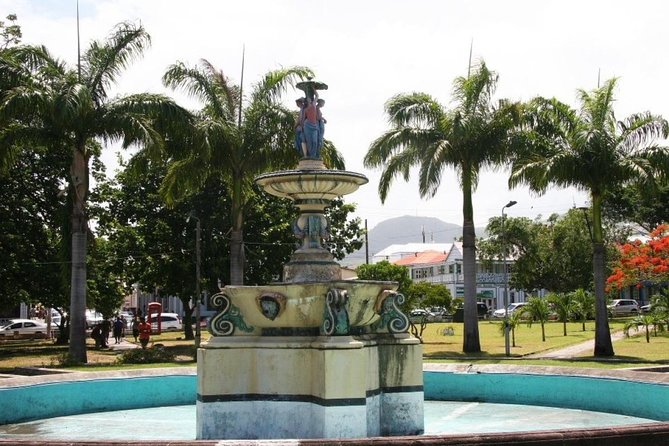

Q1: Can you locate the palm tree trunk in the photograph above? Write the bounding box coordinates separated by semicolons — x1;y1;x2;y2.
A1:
591;194;614;357
68;147;88;364
229;172;245;285
461;169;481;353
563;321;567;336
541;322;546;342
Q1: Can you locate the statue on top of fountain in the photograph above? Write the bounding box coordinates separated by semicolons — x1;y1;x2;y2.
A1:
295;79;328;159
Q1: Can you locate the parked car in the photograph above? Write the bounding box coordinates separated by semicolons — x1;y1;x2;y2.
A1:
492;302;528;319
607;299;639;316
409;309;437;322
0;319;50;338
640;304;652;313
149;313;182;331
85;309;104;328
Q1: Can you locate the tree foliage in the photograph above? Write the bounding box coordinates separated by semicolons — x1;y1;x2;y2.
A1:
1;14;21;49
406;281;453;311
0;22;190;363
478;209;593;293
607;224;669;290
603;182;669;232
520;297;551;342
0;148;68;313
364;60;522;353
160;61;344;285
570;288;595;332
510;78;669;357
356;261;411;295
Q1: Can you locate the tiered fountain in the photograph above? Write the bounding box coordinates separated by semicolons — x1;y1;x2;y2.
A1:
196;80;423;440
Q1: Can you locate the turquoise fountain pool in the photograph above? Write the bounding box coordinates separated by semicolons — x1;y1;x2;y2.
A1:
0;364;667;444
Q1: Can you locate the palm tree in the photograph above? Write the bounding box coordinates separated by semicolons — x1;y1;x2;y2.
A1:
510;79;669;356
364;61;520;352
623;313;660;343
161;61;344;285
650;289;669;329
571;288;595;332
498;309;523;348
521;297;551;342
0;23;189;363
548;292;572;336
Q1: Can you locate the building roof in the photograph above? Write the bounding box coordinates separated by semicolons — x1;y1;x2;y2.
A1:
372;243;454;261
394;250;447;266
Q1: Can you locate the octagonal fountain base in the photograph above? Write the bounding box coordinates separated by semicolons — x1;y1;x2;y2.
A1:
196;333;423;439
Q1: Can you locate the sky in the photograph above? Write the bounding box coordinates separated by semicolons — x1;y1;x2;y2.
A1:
3;0;668;232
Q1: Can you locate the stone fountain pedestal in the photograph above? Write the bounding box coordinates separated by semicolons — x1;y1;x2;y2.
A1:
196;82;423;440
197;334;423;439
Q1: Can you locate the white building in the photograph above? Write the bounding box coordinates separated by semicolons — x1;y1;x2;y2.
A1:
373;242;528;310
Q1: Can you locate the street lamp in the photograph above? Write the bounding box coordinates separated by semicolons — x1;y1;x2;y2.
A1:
502;200;517;357
187;214;202;348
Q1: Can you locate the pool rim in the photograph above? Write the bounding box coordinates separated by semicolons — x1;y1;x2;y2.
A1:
0;364;668;445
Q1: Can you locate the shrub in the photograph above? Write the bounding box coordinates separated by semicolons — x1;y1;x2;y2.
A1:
116;346;175;364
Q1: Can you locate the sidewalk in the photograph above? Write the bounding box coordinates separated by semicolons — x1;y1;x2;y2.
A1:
526;330;627;359
106;338;140;351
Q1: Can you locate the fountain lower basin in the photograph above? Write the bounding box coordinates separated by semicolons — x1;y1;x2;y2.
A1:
1;365;668;445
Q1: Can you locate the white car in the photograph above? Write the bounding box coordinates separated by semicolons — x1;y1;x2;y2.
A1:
149;313;182;331
85;309;104;328
0;319;50;338
409;309;437;322
492;302;528;319
607;299;639;316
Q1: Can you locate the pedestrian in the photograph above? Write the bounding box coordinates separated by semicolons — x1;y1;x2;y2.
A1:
113;316;124;344
138;316;152;349
131;316;140;342
101;318;111;348
91;323;103;349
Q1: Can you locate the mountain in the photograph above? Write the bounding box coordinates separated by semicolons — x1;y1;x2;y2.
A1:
341;215;487;266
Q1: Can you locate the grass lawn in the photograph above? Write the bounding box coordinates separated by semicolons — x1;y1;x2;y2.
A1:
0;330;197;372
576;326;669;362
420;319;626;357
0;319;666;372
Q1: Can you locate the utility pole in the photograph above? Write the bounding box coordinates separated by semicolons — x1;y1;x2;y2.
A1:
365;219;369;264
502;200;517;357
195;218;202;348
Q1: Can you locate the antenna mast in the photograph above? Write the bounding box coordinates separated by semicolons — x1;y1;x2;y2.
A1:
467;39;473;77
76;0;81;80
238;44;245;128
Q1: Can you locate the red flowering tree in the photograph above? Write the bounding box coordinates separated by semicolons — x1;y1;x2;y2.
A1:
607;224;669;290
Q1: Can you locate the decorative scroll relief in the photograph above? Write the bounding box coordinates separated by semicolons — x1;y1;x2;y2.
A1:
371;291;410;334
321;288;350;336
208;291;255;336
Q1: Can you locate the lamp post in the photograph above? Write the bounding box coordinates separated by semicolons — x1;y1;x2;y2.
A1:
195;218;201;348
502;200;517;357
188;214;202;348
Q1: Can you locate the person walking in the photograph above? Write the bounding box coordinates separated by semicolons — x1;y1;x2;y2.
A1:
101;318;111;348
138;317;152;349
91;323;103;349
112;317;125;344
131;316;140;342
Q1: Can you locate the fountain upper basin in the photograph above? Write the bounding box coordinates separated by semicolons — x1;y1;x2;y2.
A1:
208;280;399;336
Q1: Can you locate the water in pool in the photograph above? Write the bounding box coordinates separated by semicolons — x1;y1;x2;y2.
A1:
0;401;658;441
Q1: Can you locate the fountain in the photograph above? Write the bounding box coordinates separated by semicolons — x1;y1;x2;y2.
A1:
195;80;424;440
